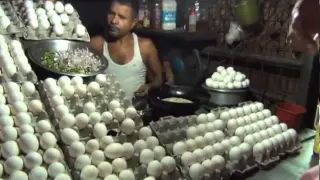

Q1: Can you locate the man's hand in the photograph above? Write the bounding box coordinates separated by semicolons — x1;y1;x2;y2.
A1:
166;73;174;85
287;0;319;54
134;84;151;97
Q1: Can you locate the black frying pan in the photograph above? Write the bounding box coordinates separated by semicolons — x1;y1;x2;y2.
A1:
148;84;210;117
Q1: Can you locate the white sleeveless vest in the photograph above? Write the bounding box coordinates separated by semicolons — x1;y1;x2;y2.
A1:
103;33;147;100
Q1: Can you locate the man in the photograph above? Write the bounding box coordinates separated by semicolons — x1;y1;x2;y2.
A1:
287;0;319;54
88;0;163;100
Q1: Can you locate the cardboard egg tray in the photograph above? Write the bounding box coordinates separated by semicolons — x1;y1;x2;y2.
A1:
0;1;26;35
37;80;143;140
11;0;90;42
0;36;38;84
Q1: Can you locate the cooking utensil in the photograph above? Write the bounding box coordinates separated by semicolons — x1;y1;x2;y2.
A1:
148;84;210;118
202;84;249;106
26;40;108;80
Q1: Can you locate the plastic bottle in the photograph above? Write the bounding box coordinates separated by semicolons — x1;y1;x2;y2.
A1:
161;0;177;30
188;8;196;32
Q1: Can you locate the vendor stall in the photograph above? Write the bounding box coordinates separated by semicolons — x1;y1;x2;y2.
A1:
0;0;317;180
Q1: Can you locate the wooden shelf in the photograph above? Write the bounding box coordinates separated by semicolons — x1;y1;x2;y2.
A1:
134;28;217;43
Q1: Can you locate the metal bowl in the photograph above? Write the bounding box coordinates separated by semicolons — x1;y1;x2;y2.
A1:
26;40;108;77
202;84;249;106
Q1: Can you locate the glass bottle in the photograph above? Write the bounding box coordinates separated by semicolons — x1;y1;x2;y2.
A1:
151;0;161;29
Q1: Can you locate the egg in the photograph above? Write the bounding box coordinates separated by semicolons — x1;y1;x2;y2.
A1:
189;163;205;180
193;149;206;162
134;139;147;153
91;150;105;166
64;3;74;14
262;109;272;118
50;96;64;107
119;169;135;180
24;0;34;8
47;9;57;17
28;100;43;114
185;139;197;151
220;111;230;120
112;108;125;123
80;165;98;180
251;123;260;132
147;160;162;178
244;134;256;146
235;127;246;140
211;81;219;88
8;92;25;103
196;124;206;136
264;118;273;127
122;143;134;160
87;81;100;95
272;124;283;134
97;161;112;178
287;129;297;139
109;100;121;111
9;170;28;180
29;166;48;180
19;124;34;135
203;145;215;158
213;130;225;142
105;175;120;180
112;158;127;173
104;143;124;159
244;125;254;134
99;136;114;150
89;112;102;125
101;111;113;125
61;128;80;145
19;133;39;153
74;84;87;97
29;19;39;29
1;126;18;141
83;102;96;115
39;19;50;29
92;123;107;138
48;162;65;178
0;16;10;29
145;136;158;150
59;113;76;129
76;24;86;37
4;156;23;174
55;174;72;180
203;132;216;145
229;136;241;146
61;85;75;99
2;141;19;159
253;143;264;156
206;122;215;132
229;146;242;161
43;148;61;164
236;117;245;127
257;121;267;130
213;120;225;130
21;81;36;97
211;155;225;170
53;24;64;36
0;95;5;104
239;143;252;156
138;126;152;140
40;132;57;150
69;141;85;158
205;78;213;87
144;177;156;180
44;1;54;11
47;85;62;97
11;101;28;115
181;152;195;166
55;105;69;118
0;104;10;116
85;139;100;153
279;123;288;132
74;155;91;170
249;113;258;122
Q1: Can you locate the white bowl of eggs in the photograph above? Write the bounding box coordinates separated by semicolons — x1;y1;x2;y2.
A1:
202;66;249;106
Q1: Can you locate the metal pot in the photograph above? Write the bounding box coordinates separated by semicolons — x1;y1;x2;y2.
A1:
202;84;249;106
234;0;260;27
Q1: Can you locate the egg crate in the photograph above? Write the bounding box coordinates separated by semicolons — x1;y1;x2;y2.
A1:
11;0;90;42
0;37;38;84
37;80;143;140
0;1;26;35
58;129;184;180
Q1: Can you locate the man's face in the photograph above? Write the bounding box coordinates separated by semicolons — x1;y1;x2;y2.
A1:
106;2;136;38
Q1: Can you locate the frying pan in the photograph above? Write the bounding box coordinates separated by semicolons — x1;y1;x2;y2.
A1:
148;84;210;117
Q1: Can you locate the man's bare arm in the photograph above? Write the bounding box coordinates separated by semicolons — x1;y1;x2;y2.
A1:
142;39;163;89
88;36;104;54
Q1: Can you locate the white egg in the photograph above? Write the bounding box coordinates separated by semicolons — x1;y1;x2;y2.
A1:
212;143;224;155
80;165;98;180
54;1;65;13
181;152;195;166
39;19;50;29
69;141;85;158
74;154;91;170
50;96;64;107
83;102;96;115
229;146;242;161
24;0;34;8
55;105;69;118
173;141;187;156
85;139;100;153
101;111;113;125
146;136;159;150
244;125;254;134
29;166;48;180
105;175;120;180
0;104;10;116
21;81;36;96
203;145;215;158
213;130;225;142
71;76;83;85
64;3;74;14
262;109;272;118
253;143;264;156
193;149;206;163
29;19;39;29
99;136;114;150
206;122;215;132
74;84;87;97
147;160;162;178
113;108;125;122
189;163;205;180
185;139;198;151
1;126;18;141
11;101;28;115
239;142;252;156
252;132;263;143
104;143;124;159
47;9;56;17
196;124;206;136
91;150;105;166
61;128;80;145
261;139;273;151
250;103;258;113
53;24;64;35
48;162;65;178
205;78;213;87
59;113;76;129
259;130;270;140
19;124;34;135
255;102;264;111
0;94;5;104
194;136;207;148
257;120;267;130
9;170;28;180
270;115;279;124
211;81;219;88
264;118;273;127
287;129;297;139
87;81;100;95
2;141;19;159
244;134;256;146
4;156;23;174
119;169;135;180
40;132;57;150
18;133;39;153
213;120;225;130
35;120;52;134
44;1;54;11
220;111;231;120
24;153;43;170
8;92;25;103
160;156;176;173
109;100;121;110
112;158;127;173
0;16;11;29
97;161;112;178
76;24;86;37
28;100;43;114
235;127;246;139
88;112;102;125
196;113;208;124
122;143;134;160
229;136;241;147
3;64;17;77
133;139;147;153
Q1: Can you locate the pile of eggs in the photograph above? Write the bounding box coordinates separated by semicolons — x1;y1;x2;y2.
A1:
43;75;139;135
205;66;250;89
0;35;33;78
23;0;86;37
0;82;72;179
0;6;11;30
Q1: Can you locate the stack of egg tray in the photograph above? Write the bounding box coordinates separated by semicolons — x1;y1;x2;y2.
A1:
0;1;25;35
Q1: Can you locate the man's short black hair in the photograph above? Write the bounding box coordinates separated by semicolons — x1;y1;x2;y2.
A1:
111;0;138;18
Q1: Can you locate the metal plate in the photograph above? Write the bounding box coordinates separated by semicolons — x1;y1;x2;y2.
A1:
26;40;108;77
